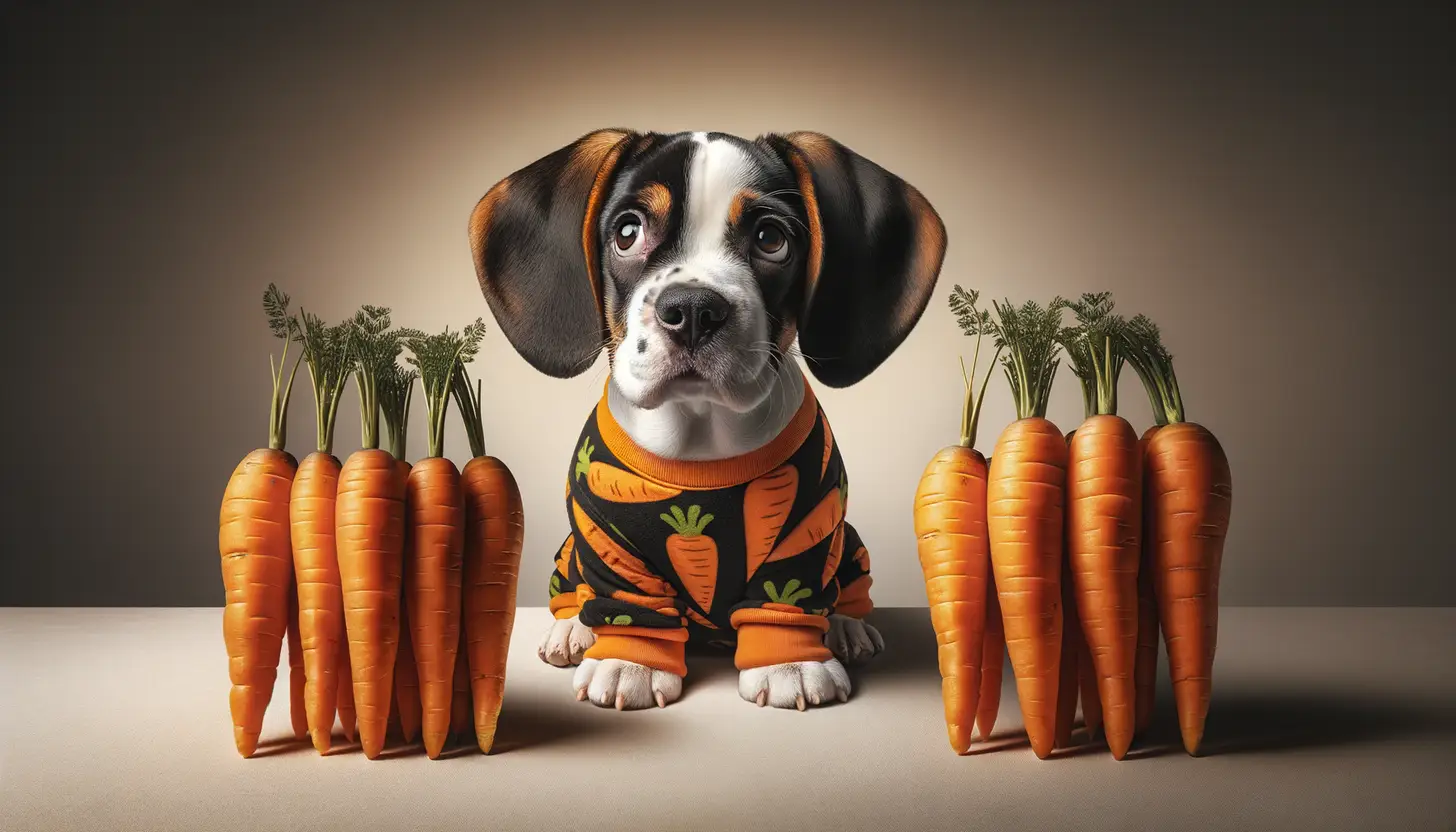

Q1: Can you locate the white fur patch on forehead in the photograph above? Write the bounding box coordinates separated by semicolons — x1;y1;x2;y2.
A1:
683;134;755;258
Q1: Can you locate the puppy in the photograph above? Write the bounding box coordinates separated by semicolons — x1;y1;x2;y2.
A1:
469;130;945;710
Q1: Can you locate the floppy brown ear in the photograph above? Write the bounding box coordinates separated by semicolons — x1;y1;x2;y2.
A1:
760;132;947;388
468;129;640;378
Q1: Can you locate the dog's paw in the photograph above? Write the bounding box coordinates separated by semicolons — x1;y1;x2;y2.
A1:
738;658;851;710
825;614;884;665
538;615;596;667
572;658;683;710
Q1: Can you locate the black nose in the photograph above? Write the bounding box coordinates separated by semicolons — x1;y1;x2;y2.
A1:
655;284;731;349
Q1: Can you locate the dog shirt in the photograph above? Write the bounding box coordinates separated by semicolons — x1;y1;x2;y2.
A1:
546;379;873;677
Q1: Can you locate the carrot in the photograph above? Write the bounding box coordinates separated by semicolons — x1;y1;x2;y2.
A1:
767;472;846;563
451;625;473;742
580;446;681;503
912;286;1003;754
335;306;408;760
392;322;482;758
1053;546;1081;750
218;284;303;758
1078;635;1103;740
285;310;354;753
286;578;307;741
1057;293;1142;759
454;361;526;754
984;295;1068;760
336;648;356;741
1122;315;1233;756
380;363;422;745
661;504;718;612
1125;336;1170;738
743;464;798;578
976;574;1005;742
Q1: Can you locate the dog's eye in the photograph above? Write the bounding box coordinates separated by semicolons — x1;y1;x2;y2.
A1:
614;214;644;255
753;220;790;263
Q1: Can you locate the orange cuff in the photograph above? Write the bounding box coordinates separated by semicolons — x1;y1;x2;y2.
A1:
549;592;580;619
835;575;874;619
583;626;689;677
730;607;832;669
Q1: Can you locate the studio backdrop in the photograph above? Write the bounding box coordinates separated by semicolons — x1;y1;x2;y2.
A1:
3;0;1450;607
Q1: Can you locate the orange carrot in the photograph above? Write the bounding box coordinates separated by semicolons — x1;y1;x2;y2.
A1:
286;579;307;741
1133;425;1162;736
1059;294;1142;759
767;473;845;564
381;364;422;746
454;363;526;754
743;464;798;578
397;322;482;759
976;574;1005;742
913;290;1002;756
984;295;1068;760
335;306;408;760
579;443;680;503
1078;636;1103;740
1053;548;1081;750
336;648;356;742
1123;315;1233;756
661;504;718;612
287;309;355;753
218;285;303;758
451;626;473;742
820;523;846;590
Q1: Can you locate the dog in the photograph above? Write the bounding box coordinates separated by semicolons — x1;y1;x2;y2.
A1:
468;130;945;710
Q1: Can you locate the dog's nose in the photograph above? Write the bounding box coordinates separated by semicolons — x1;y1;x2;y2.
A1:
655;285;731;349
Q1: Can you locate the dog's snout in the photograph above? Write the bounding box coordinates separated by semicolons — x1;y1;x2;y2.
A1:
656;284;731;349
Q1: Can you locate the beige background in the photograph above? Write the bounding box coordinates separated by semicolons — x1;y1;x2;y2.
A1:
2;1;1451;606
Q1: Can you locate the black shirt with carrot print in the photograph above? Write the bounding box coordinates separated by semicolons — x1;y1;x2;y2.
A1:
547;381;873;676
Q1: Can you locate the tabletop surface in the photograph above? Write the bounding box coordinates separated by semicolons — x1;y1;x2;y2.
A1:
3;606;1454;831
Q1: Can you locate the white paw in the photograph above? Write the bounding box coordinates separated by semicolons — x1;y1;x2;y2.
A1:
738;658;851;710
572;658;683;710
537;615;596;667
825;614;884;665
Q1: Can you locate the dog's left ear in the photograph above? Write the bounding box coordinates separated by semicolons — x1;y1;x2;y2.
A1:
760;132;947;388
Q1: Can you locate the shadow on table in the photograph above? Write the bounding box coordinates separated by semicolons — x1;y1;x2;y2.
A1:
483;695;666;756
1130;685;1456;759
842;609;1456;759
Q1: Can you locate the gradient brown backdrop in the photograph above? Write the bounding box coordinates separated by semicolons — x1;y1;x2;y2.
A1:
2;1;1451;607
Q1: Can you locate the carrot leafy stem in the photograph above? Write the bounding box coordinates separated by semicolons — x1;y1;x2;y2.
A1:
1057;292;1125;418
298;310;354;455
959;290;1065;421
379;363;418;461
263;284;303;452
450;359;487;459
347;305;400;451
948;285;1004;448
399;319;486;459
1118;314;1183;424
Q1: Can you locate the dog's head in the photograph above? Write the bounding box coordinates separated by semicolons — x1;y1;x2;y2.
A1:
469;130;945;410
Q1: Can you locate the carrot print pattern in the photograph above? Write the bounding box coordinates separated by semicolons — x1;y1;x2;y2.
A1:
767;471;846;564
661;505;718;612
763;578;813;607
744;464;798;579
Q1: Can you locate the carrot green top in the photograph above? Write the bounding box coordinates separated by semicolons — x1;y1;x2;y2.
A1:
1058;292;1126;419
347;305;400;451
262;284;303;452
1119;314;1183;425
297;310;354;455
399;319;485;459
450;363;486;459
963;292;1064;421
948;286;1003;449
378;363;417;461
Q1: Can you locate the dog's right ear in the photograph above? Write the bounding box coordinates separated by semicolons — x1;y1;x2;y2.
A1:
469;129;640;378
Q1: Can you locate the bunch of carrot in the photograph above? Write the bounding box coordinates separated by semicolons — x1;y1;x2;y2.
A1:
217;288;524;759
914;287;1232;759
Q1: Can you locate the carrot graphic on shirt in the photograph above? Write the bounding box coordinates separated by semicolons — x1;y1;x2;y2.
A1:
661;504;717;612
